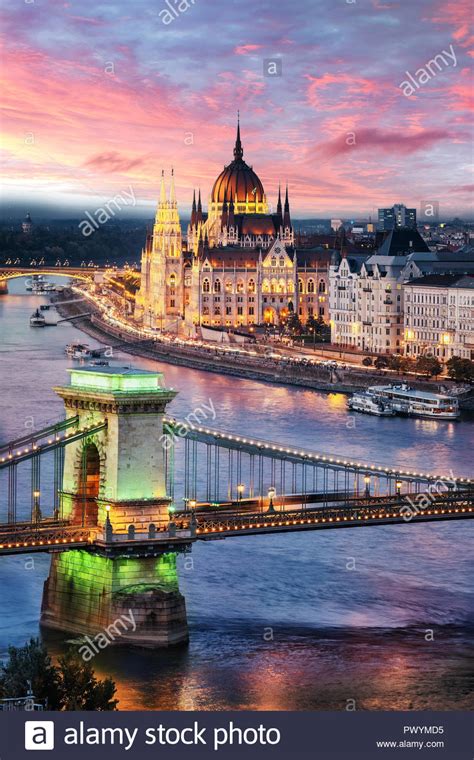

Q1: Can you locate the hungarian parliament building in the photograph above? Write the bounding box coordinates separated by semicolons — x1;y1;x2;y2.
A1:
135;121;331;332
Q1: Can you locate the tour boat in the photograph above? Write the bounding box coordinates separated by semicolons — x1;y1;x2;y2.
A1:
29;309;46;327
366;383;459;420
65;342;93;359
25;275;56;294
348;392;395;416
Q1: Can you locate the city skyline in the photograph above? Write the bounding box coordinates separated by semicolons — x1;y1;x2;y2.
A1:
1;0;473;218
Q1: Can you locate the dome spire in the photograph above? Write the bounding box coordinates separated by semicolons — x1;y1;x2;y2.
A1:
233;111;243;161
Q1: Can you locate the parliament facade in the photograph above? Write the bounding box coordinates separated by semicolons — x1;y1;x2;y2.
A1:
135;121;330;333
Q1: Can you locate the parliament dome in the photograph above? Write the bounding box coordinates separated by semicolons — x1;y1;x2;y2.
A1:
211;121;265;204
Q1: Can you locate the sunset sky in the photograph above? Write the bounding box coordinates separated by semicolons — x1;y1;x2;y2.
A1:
1;0;473;218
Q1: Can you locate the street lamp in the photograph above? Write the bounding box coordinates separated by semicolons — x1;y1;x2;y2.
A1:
267;486;276;513
237;484;245;502
32;490;42;524
396;480;402;497
364;475;371;498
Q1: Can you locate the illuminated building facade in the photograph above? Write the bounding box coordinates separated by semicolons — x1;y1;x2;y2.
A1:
135;121;330;331
404;274;474;361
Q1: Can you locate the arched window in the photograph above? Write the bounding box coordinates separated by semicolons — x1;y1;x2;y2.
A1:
248;279;256;293
225;280;233;293
202;306;210;315
169;272;176;295
214;279;221;293
262;279;270;293
279;256;285;267
203;278;210;293
214;306;221;315
278;279;286;293
307;279;315;293
318;280;326;293
271;256;277;267
298;279;304;294
270;278;278;294
237;279;244;293
288;280;294;294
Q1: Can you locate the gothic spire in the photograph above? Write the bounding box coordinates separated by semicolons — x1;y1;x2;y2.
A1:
276;183;282;216
283;183;291;229
160;170;166;204
190;189;197;228
197;189;203;224
221;193;228;229
169;167;176;204
233;112;243;161
228;192;235;228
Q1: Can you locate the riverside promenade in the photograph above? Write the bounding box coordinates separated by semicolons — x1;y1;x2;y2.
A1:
53;290;474;406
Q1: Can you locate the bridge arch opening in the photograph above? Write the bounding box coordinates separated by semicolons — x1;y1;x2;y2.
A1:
75;443;101;525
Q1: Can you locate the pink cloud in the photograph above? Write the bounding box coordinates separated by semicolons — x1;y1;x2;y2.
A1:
83;152;149;173
234;44;263;55
312;128;452;160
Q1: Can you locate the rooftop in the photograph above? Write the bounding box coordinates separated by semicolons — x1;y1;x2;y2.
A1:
67;366;169;394
405;273;474;289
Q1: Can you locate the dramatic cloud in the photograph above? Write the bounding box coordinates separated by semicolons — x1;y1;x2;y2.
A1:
313;128;453;160
83;152;149;173
0;0;472;216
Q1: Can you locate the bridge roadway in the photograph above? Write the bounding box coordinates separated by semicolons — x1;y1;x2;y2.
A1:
0;489;472;555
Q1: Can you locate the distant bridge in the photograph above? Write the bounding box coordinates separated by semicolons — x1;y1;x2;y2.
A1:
0;265;128;293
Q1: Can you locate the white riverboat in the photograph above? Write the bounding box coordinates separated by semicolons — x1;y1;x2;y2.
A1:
30;308;46;327
25;275;56;293
65;342;93;359
366;383;459;420
348;392;395;416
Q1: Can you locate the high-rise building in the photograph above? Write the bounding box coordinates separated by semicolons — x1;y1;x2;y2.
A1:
378;204;416;231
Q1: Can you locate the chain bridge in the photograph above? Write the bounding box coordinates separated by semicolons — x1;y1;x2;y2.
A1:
0;366;472;647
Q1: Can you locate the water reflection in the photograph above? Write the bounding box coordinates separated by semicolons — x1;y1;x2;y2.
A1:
0;279;472;710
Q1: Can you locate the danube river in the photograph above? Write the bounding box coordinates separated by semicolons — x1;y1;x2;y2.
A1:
0;280;473;710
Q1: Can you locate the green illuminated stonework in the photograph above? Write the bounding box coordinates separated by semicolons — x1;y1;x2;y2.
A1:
41;550;188;647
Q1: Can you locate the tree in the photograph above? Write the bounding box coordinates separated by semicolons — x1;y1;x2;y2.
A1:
362;357;373;367
415;355;442;378
286;313;303;336
374;356;388;369
0;639;61;709
0;640;118;711
446;357;474;384
306;315;319;334
57;650;118;711
388;355;412;375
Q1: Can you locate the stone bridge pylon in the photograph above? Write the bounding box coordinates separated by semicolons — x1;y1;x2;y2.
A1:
41;366;190;647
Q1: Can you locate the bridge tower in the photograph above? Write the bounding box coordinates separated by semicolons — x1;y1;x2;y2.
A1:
41;366;190;647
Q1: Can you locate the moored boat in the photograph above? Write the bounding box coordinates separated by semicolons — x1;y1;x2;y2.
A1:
348;392;395;416
30;309;46;327
65;342;92;359
366;383;459;420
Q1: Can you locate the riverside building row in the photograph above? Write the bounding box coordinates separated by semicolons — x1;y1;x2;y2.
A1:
329;227;474;360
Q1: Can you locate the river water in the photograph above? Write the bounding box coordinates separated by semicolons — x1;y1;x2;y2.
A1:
0;279;473;710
